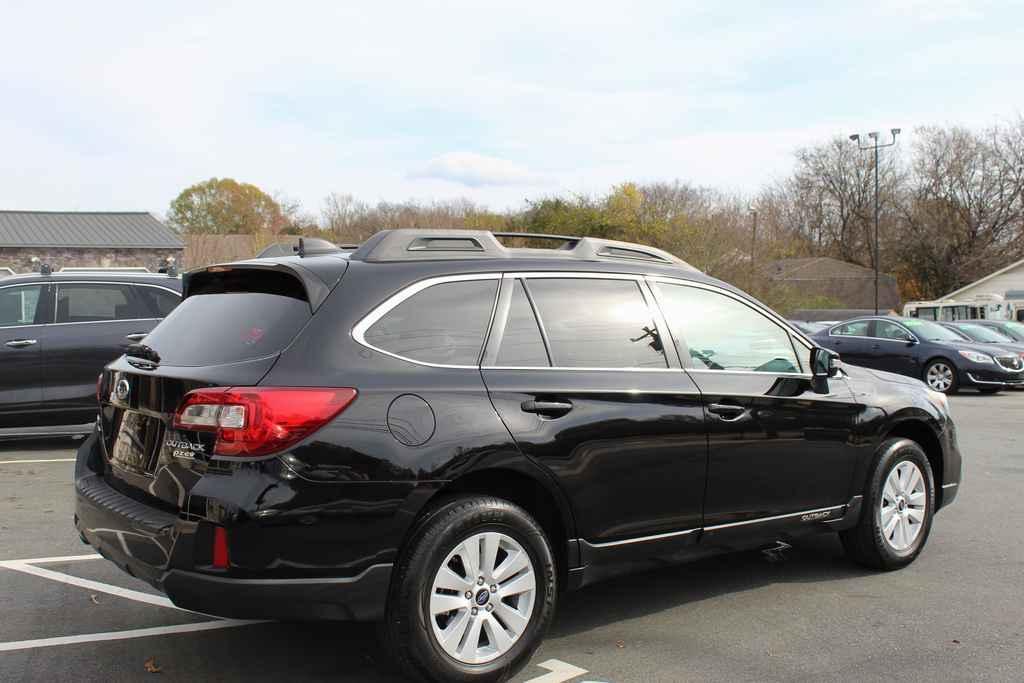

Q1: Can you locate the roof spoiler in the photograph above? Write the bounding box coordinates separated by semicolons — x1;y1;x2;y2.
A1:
182;257;348;312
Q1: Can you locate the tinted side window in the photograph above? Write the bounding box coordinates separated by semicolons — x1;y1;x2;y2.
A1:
656;283;800;373
135;286;180;318
495;280;549;367
875;320;914;341
364;279;498;366
527;278;667;368
0;285;42;327
831;320;869;337
56;284;147;323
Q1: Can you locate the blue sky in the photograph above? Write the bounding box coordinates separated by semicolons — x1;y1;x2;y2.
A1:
1;0;1021;217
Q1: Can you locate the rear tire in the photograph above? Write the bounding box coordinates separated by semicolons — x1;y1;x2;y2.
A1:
841;438;935;571
382;495;557;682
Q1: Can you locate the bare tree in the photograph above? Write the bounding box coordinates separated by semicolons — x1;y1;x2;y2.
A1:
897;121;1024;298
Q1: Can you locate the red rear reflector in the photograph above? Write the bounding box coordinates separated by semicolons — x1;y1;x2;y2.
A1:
212;527;230;569
173;387;357;457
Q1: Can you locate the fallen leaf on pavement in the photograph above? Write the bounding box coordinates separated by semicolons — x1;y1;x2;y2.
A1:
144;657;162;673
616;640;625;649
89;594;100;605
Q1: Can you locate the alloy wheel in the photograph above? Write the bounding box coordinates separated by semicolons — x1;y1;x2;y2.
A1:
880;461;927;551
926;362;954;392
428;531;537;664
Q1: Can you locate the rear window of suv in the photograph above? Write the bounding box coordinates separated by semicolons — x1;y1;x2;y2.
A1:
143;271;311;366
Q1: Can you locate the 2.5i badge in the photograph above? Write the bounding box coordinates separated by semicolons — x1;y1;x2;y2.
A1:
165;438;206;460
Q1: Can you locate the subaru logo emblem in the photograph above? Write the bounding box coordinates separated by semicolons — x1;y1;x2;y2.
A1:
114;379;130;401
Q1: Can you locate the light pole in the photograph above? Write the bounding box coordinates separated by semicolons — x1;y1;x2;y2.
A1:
748;206;758;290
849;128;900;314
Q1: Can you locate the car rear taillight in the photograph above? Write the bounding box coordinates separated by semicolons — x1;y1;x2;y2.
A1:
173;387;357;457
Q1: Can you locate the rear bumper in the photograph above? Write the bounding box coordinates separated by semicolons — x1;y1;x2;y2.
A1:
73;432;390;621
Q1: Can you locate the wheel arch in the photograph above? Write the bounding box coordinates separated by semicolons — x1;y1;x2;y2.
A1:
412;461;579;589
881;418;945;508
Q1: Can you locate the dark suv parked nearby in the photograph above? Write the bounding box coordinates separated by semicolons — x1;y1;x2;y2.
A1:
75;231;962;682
812;316;1024;394
1;269;181;437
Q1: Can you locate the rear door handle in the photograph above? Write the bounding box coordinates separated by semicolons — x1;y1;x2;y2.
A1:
521;400;573;417
124;333;148;341
707;403;747;421
4;339;37;348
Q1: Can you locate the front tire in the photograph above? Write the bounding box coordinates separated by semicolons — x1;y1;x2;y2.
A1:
923;359;958;394
841;438;935;570
382;496;557;682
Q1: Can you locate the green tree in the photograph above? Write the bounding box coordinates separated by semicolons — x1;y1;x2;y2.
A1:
168;178;287;234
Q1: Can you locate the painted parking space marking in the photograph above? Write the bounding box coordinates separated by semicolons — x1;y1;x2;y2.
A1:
0;559;178;610
524;658;589;683
0;458;76;465
2;553;100;564
0;620;263;653
0;553;262;652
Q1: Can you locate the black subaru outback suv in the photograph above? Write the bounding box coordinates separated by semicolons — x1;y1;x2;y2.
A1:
75;230;961;682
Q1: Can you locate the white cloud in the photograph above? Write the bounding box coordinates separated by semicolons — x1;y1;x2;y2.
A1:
410;153;548;188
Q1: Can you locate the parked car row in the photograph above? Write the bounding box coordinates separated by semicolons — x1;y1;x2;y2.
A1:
791;315;1024;394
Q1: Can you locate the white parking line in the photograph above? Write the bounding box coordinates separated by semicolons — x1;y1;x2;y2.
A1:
0;458;76;464
0;560;178;610
0;620;263;653
3;553;100;564
0;554;266;652
524;659;589;683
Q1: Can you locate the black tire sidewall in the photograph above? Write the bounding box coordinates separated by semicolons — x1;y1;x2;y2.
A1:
394;497;557;682
866;441;935;567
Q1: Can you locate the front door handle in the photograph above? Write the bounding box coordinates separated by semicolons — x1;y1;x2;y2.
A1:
521;400;573;417
708;403;747;421
4;339;37;348
124;333;148;341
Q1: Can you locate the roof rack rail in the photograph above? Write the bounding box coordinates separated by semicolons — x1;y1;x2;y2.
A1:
348;229;698;271
491;232;582;246
59;266;152;273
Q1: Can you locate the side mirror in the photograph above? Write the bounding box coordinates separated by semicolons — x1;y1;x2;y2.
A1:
905;337;918;346
810;347;841;379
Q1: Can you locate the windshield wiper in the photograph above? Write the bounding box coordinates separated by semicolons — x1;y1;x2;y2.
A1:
126;343;161;367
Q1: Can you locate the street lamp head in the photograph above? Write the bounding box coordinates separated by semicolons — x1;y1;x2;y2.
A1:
868;131;879;140
891;128;901;136
849;134;860;142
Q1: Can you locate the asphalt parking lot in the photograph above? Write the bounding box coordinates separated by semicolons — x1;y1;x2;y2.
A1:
1;391;1022;682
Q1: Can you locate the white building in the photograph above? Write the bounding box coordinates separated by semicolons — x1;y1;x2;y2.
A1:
944;258;1024;322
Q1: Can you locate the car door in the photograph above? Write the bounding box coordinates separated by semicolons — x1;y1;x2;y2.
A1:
649;279;861;546
481;274;708;575
42;281;168;426
0;282;50;429
822;319;875;368
870;319;920;377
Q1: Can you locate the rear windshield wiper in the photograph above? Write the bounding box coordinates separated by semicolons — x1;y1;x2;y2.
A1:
126;343;161;367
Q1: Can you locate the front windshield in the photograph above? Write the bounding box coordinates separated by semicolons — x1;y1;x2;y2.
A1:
902;319;966;342
1003;321;1024;339
957;324;1013;343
